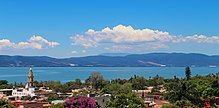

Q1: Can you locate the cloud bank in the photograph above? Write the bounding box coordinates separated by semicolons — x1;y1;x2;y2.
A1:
0;35;60;50
71;25;219;51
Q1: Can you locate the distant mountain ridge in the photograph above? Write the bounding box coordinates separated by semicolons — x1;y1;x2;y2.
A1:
99;53;130;57
0;53;219;67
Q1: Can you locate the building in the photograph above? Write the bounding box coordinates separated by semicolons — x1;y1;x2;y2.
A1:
0;89;13;99
11;100;51;108
11;68;36;99
0;89;13;96
12;88;36;98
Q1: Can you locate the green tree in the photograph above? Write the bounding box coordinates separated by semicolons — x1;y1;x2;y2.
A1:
161;104;175;108
21;95;34;101
48;93;59;102
0;100;15;108
202;87;214;99
51;103;64;108
189;74;217;104
212;78;219;96
75;79;82;85
129;75;147;90
111;78;128;84
34;81;44;87
0;80;8;85
64;79;84;91
107;92;145;108
147;75;164;86
151;86;160;94
101;83;121;95
0;80;12;89
43;81;62;92
101;82;132;95
85;72;107;90
118;83;132;94
165;81;201;107
185;66;191;80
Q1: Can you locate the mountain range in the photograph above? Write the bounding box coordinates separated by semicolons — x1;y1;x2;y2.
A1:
0;53;219;67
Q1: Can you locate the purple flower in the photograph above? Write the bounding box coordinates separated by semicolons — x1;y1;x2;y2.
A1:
65;96;97;108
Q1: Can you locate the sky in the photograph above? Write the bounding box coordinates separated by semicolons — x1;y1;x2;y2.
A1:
0;0;219;58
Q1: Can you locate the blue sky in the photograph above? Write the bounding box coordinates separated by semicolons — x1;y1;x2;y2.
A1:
0;0;219;57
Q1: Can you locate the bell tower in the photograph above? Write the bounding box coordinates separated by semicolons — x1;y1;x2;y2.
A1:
28;67;34;88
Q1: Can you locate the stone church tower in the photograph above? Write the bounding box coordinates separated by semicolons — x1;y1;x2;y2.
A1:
28;68;34;88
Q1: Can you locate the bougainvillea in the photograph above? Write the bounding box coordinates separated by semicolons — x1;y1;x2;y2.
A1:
65;96;97;108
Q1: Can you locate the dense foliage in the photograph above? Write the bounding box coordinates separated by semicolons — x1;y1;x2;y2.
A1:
1;68;219;108
101;81;145;108
0;80;24;89
51;103;64;108
0;100;15;108
165;70;219;107
107;92;145;108
129;75;147;90
34;79;84;93
165;80;201;107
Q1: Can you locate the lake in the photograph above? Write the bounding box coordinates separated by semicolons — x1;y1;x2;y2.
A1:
0;67;218;83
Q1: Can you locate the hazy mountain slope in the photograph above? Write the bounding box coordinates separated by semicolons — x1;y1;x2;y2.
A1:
0;53;219;67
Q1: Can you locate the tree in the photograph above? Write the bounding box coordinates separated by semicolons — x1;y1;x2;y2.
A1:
151;86;160;94
0;80;8;85
164;81;201;107
75;79;82;85
51;103;64;108
192;75;218;105
21;95;34;101
101;83;121;95
202;87;214;99
118;83;132;94
129;76;147;90
107;92;145;108
212;78;219;96
185;66;191;80
64;79;83;91
48;93;59;102
0;100;15;108
101;83;132;95
85;72;106;90
0;80;11;89
34;81;44;87
43;81;62;92
147;75;164;86
111;78;128;84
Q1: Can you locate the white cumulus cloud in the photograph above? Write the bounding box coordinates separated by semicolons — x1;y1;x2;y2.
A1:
71;25;219;51
0;35;60;50
0;39;14;49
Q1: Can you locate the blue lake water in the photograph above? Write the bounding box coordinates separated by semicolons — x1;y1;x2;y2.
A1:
0;67;218;83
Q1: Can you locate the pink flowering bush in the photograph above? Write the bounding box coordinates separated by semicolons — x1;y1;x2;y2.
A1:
65;96;97;108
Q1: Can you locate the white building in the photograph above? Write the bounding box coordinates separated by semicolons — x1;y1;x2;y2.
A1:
12;68;36;98
12;88;36;97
